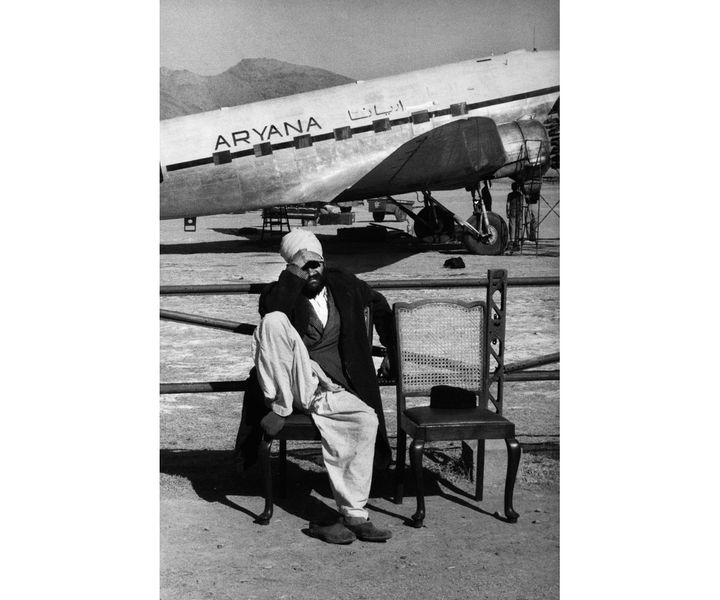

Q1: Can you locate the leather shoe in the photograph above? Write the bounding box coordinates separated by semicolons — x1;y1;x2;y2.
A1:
308;522;356;545
343;518;392;542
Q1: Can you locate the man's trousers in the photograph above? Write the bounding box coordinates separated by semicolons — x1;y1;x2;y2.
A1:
252;311;378;520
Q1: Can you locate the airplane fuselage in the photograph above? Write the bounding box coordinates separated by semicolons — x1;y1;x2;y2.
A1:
160;49;559;220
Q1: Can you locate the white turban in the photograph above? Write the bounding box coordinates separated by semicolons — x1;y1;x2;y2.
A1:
279;229;324;263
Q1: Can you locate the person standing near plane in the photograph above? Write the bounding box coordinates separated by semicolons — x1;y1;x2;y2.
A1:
506;182;523;250
481;180;493;212
235;229;395;544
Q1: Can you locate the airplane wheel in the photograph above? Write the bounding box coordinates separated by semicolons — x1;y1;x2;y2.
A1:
340;205;352;213
373;212;386;222
462;212;508;255
414;207;455;243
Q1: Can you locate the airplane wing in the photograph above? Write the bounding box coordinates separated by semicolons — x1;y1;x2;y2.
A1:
335;117;507;202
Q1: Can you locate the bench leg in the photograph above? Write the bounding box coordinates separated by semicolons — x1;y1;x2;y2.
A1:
504;437;521;523
409;438;425;527
256;435;274;525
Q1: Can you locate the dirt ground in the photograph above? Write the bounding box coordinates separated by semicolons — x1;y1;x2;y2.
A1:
160;184;560;599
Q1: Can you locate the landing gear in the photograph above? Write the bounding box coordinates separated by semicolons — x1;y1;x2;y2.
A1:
393;205;408;222
527;209;537;242
459;183;509;255
401;189;508;254
461;212;508;255
413;206;455;243
372;211;386;222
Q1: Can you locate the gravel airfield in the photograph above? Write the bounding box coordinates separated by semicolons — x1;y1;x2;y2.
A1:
160;181;560;599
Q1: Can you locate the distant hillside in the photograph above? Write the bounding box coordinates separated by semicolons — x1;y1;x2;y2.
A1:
160;58;355;120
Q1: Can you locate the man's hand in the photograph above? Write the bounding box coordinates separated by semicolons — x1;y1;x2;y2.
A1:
378;356;393;379
260;411;286;436
290;248;324;270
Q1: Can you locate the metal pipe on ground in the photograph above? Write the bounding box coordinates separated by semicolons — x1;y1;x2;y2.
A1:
504;370;559;382
160;309;256;335
161;381;248;394
160;377;398;395
504;352;559;373
160;276;559;296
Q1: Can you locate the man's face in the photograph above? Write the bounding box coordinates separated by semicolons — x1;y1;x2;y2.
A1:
302;260;326;297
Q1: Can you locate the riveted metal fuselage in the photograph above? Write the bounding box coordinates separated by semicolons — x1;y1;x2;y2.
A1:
159;49;559;219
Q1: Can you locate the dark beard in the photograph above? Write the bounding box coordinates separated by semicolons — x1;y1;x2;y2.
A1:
302;274;326;298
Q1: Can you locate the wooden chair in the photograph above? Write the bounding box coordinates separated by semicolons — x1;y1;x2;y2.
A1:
256;306;373;525
393;269;521;527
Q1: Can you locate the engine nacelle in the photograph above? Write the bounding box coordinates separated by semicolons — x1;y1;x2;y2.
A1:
493;119;552;202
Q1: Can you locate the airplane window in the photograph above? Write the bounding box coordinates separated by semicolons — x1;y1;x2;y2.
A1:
213;150;232;165
254;142;273;157
294;134;312;149
334;126;352;141
412;110;430;124
373;118;391;133
450;102;468;117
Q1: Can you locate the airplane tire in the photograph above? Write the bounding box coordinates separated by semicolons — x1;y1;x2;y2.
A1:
461;212;508;255
340;205;352;213
373;212;386;222
414;207;455;243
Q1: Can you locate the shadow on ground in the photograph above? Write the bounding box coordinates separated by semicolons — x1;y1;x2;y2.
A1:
160;226;558;262
160;227;423;273
160;447;514;526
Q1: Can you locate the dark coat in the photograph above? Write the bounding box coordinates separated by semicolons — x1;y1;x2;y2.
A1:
235;265;396;471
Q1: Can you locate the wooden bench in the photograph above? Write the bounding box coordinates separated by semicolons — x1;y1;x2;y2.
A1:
260;206;319;239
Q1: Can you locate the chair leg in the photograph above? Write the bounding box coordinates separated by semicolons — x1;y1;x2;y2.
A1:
256;435;274;525
394;428;407;504
409;438;425;527
278;439;287;498
474;439;486;501
504;437;521;523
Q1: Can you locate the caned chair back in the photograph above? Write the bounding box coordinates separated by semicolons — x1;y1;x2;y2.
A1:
394;300;486;406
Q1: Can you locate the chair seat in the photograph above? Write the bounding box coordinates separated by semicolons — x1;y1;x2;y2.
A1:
276;412;321;441
402;406;515;441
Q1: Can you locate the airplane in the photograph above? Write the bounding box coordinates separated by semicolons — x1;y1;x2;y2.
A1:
160;48;559;255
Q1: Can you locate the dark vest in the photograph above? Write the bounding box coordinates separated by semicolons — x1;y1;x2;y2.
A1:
302;289;352;391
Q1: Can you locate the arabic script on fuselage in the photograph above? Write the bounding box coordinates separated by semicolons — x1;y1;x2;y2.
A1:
347;100;405;121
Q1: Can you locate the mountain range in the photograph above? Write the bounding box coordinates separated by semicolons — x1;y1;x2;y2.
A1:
160;58;355;120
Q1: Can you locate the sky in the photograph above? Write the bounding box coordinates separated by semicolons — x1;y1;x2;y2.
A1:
160;0;559;80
